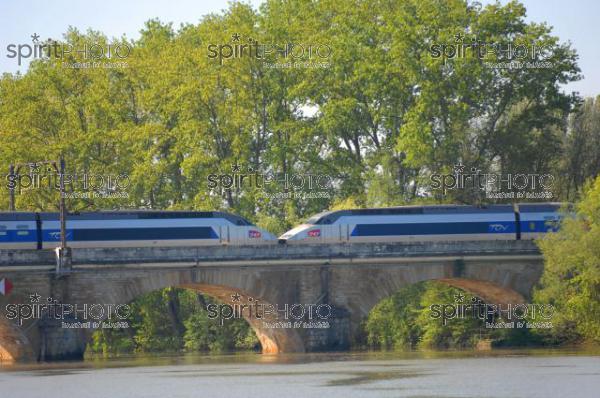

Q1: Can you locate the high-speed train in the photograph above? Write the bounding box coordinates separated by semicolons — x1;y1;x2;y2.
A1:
0;211;276;249
278;203;564;244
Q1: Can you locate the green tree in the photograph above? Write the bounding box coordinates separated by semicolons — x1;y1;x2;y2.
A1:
364;283;425;349
534;176;600;344
363;282;486;350
88;288;259;355
555;96;600;200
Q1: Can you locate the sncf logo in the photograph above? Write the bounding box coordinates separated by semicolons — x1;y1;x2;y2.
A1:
248;230;262;238
307;229;321;237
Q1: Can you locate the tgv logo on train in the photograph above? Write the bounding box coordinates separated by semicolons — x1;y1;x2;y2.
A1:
430;164;554;194
0;203;562;250
488;224;509;232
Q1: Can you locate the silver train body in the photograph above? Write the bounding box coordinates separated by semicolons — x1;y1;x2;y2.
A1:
0;211;276;250
0;203;565;250
279;203;564;244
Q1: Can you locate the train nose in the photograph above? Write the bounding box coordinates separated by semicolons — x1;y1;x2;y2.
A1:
278;224;314;243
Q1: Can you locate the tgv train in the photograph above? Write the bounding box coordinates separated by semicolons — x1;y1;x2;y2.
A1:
0;211;276;249
278;203;564;244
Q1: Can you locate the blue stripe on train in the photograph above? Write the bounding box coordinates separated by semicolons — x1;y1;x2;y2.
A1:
42;227;219;241
520;220;560;233
351;221;516;237
0;230;37;242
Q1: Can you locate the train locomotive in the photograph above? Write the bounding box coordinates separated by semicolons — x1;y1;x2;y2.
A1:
278;203;563;244
0;203;564;250
0;211;276;250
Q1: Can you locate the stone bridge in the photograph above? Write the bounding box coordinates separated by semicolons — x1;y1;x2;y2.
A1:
0;240;544;362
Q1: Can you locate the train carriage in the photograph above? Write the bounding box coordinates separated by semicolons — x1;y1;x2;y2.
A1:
0;212;38;250
0;203;566;250
517;203;562;240
279;203;565;244
0;211;275;249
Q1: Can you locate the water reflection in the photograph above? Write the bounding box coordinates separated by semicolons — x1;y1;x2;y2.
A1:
1;348;599;398
2;347;599;372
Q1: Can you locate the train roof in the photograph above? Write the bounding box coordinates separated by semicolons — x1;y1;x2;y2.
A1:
0;211;254;225
517;203;564;212
306;203;566;225
0;212;37;221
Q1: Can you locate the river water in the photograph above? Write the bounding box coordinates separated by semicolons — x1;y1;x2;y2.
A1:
1;349;599;398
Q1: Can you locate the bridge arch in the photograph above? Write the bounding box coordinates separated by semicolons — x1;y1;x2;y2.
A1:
328;256;544;341
173;283;305;354
0;266;308;362
81;271;307;356
0;317;35;363
79;283;305;356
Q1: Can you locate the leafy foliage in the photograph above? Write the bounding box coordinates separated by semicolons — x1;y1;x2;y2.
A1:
88;288;259;355
0;0;582;221
363;282;484;350
534;176;600;344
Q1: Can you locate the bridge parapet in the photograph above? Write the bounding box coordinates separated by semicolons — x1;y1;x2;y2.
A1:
0;240;541;267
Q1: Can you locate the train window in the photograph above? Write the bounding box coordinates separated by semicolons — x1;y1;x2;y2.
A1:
307;213;329;224
16;224;29;235
351;208;423;216
136;212;214;219
310;211;349;224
